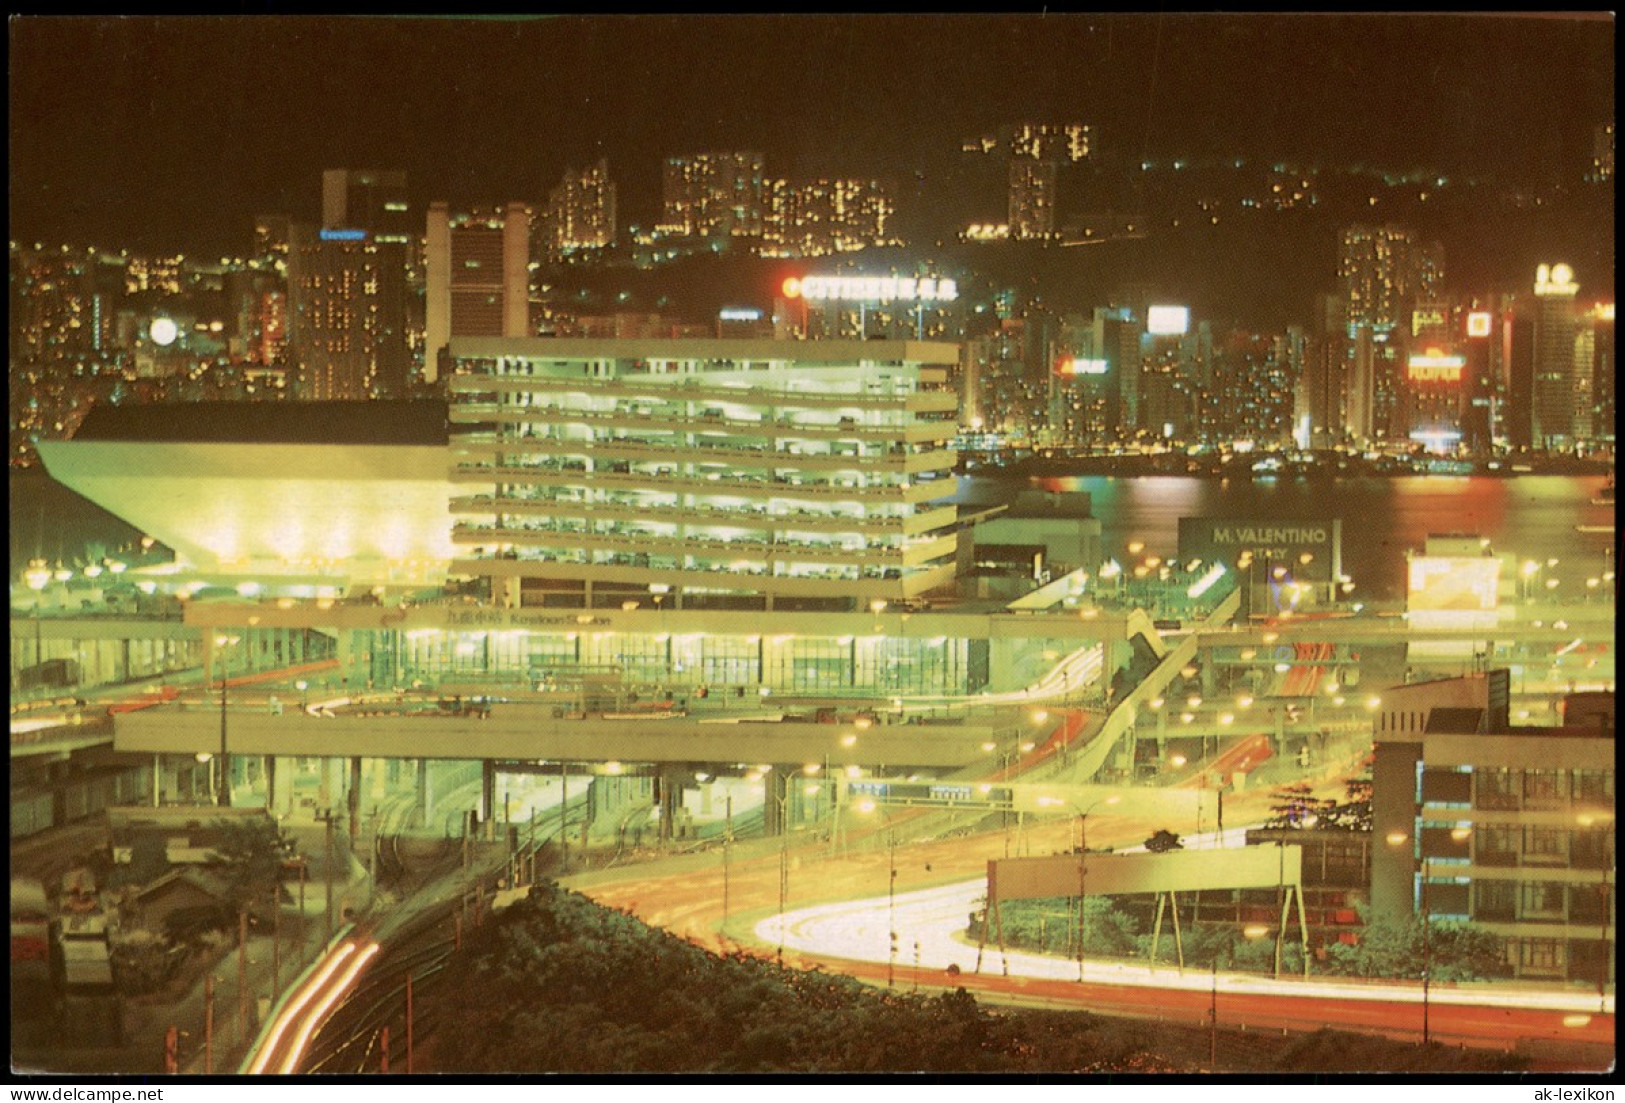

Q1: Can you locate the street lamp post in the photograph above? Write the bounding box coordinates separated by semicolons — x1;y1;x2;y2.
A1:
856;798;899;988
1421;857;1431;1046
1072;796;1120;983
215;634;241;809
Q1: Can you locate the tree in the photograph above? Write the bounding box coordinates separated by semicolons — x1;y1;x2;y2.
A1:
207;819;295;916
1262;781;1336;829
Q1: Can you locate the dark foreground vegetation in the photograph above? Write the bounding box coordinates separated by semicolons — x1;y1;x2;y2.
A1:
427;882;1529;1074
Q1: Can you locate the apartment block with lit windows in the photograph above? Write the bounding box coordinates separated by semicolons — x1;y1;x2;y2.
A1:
444;338;962;612
1371;675;1614;984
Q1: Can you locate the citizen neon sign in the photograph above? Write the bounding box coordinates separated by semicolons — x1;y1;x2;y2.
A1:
1408;352;1466;383
782;275;958;303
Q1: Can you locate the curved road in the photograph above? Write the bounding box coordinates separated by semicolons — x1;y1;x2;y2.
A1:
569;795;1614;1065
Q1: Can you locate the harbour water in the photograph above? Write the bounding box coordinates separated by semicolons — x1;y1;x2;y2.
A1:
8;470;1615;606
965;473;1615;604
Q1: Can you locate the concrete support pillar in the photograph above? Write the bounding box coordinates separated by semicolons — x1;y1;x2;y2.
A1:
760;769;782;836
785;768;808;828
1201;658;1217;696
319;757;333;813
372;758;387;800
657;767;680;842
335;634;354;691
416;759;431;828
264;756;277;814
480;760;497;829
348;756;363;846
274;758;296;818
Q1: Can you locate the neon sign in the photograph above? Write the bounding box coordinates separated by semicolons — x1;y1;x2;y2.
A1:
1534;263;1577;297
1407;351;1465;383
781;275;958;303
1146;305;1190;336
319;228;368;242
1055;357;1109;376
1466;312;1492;338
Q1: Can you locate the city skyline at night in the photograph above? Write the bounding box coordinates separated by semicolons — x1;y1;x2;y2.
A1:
10;15;1615;254
8;11;1615;1083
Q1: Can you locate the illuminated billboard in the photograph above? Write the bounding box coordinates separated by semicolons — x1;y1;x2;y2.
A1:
781;275;958;303
1055;357;1109;376
1534;263;1578;297
1466;312;1493;338
1408;556;1500;613
1407;351;1466;383
1407;555;1501;661
1176;517;1341;584
1146;305;1190;336
1411;308;1446;336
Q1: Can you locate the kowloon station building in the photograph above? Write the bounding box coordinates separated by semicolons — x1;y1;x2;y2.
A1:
36;339;1197;826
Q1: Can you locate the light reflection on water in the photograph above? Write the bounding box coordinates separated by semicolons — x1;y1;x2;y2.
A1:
964;474;1615;603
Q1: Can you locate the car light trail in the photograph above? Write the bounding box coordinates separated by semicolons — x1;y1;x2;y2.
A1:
277;941;382;1074
755;879;1616;1016
244;942;356;1074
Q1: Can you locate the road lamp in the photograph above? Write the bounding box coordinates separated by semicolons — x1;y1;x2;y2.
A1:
24;560;50;674
215;634;242;808
1039;794;1120;981
856;798;898;988
1421;856;1432;1045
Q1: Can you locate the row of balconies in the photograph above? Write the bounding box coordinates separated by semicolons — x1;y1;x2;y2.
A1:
455;435;955;476
451;522;907;563
451;463;956;505
457;548;913;581
448;370;959;414
450;495;957;538
451;406;952;445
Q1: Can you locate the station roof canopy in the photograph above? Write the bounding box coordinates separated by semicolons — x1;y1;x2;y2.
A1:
72;400;450;446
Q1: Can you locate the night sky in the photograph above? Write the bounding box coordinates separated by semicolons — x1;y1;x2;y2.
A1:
8;13;1616;257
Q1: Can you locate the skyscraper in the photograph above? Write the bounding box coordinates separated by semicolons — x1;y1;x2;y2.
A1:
1338;224;1444;442
423;201;531;382
285;224;408;401
658;152;766;240
762;177;895;257
1531;263;1580;450
321;169;412;244
1008;161;1058;241
546;159;617;258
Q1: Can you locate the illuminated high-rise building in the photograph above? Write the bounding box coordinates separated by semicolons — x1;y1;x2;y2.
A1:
762;177;895;257
1338;224;1443;441
1530;263;1581;450
252;214;293;277
1589;121;1614;183
1008;161;1058;240
444;338;960;611
321;169;412;245
423;201;531;382
1583;302;1615;448
658;152;765;240
285;223;409;400
546;158;617;257
1004;123;1092;163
